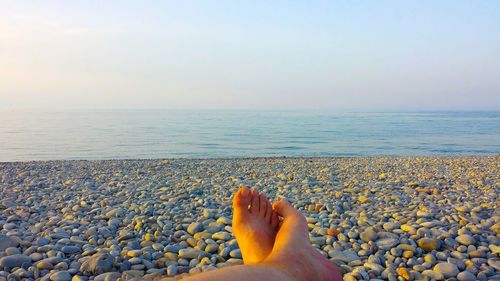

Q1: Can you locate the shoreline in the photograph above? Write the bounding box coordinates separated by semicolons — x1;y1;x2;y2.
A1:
1;157;499;280
1;154;499;164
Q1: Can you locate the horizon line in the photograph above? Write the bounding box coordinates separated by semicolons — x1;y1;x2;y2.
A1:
0;108;499;113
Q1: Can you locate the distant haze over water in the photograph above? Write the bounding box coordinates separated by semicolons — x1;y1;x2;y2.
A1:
0;110;498;161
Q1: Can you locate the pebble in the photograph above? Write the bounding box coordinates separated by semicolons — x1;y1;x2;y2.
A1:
79;253;114;275
36;237;50;246
0;254;32;268
178;248;207;259
457;270;476;281
456;235;476;246
37;261;54;270
365;262;385;273
127;250;142;257
401;225;416;234
167;264;178;277
50;271;72;281
229;249;242;259
30;252;43;262
490;244;500;254
212;232;231;241
0;235;19;251
61;246;82;255
187;222;204;235
418;238;440;252
71;276;86;281
396;267;411;281
488;259;500;271
422;269;444;280
122;270;144;279
203;209;215;219
205;244;218;253
360;227;377;242
93;272;121;281
376;238;400;250
4;247;21;256
328;250;361;263
434;262;459;278
382;222;400;232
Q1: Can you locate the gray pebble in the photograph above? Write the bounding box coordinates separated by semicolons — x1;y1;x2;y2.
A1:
434;262;459;278
457;270;476;281
0;254;32;268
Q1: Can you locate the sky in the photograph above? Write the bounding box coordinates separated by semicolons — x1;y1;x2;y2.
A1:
0;1;499;110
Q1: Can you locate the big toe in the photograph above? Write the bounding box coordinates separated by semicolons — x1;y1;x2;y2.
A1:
272;200;308;236
272;200;301;219
233;186;251;211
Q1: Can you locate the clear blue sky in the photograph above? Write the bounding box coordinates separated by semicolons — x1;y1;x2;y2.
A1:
1;1;499;110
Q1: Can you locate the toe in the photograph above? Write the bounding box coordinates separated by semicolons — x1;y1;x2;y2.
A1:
265;199;272;223
271;212;279;228
233;187;252;226
233;186;251;209
272;200;308;234
272;200;300;219
259;194;268;218
249;189;260;214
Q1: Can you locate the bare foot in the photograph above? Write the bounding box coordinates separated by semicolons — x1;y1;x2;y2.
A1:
264;200;342;281
232;186;280;264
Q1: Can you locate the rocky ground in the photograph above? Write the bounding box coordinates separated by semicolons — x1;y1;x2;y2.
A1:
0;157;499;281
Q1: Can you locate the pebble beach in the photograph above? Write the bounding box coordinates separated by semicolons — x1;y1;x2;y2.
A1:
0;157;499;281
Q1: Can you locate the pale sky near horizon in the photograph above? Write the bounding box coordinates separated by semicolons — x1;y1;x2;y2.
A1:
1;1;499;110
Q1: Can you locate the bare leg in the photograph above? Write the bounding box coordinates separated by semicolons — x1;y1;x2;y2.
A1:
182;197;342;281
178;263;295;281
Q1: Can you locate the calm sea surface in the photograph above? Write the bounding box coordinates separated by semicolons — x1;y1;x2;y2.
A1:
0;110;498;161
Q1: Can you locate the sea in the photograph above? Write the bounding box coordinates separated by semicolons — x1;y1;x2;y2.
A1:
0;110;498;162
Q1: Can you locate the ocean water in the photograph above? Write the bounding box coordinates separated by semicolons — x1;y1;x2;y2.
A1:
0;110;498;161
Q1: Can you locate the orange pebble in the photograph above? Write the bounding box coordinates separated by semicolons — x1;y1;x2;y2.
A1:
327;229;339;237
314;204;322;212
396;268;411;281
